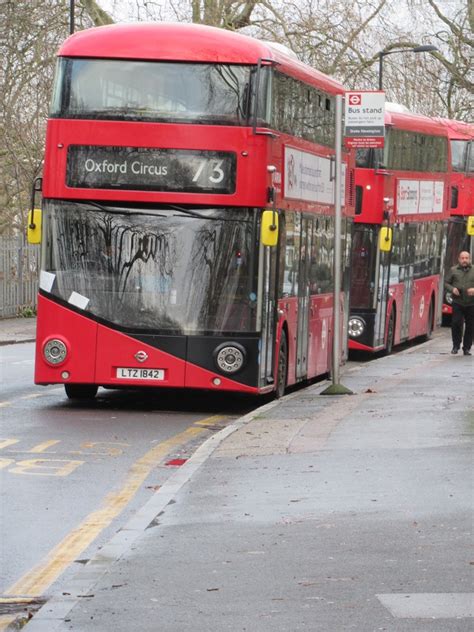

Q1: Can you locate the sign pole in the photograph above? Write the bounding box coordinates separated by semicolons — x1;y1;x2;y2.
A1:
321;94;352;396
70;0;75;35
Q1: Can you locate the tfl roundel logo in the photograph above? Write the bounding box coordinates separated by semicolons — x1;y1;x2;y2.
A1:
348;94;362;106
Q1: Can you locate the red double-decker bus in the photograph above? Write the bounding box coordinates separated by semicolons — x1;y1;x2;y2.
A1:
439;118;474;323
31;23;354;399
348;104;449;354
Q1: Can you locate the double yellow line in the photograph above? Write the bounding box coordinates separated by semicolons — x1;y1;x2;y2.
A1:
3;416;225;601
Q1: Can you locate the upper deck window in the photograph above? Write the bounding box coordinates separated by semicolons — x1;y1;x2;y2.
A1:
385;128;447;172
51;58;253;125
468;142;474;173
450;140;469;172
270;71;335;146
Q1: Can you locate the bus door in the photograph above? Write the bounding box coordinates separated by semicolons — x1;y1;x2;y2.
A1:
400;224;416;340
296;217;312;379
373;235;391;348
258;238;277;387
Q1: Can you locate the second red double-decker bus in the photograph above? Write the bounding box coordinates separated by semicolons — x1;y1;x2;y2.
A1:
348;104;449;354
32;23;354;399
439;118;474;323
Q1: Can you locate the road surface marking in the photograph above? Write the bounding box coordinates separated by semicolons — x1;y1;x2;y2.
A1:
29;440;61;453
71;441;129;456
377;593;474;618
4;421;211;597
194;415;227;427
8;459;84;477
0;439;20;450
0;615;16;631
0;598;43;631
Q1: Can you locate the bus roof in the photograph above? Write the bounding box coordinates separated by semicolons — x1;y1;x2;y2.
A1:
385;108;449;137
435;118;474;140
58;22;344;95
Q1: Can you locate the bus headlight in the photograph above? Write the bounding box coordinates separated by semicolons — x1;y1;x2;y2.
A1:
348;317;366;338
445;291;453;305
214;343;246;374
43;339;68;365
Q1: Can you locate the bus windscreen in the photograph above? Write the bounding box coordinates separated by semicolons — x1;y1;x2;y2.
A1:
41;201;259;334
51;59;253;125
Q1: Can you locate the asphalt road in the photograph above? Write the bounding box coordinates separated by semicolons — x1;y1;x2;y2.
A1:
0;336;442;630
0;343;255;607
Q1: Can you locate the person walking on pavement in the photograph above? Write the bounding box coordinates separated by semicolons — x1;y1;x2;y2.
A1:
445;250;474;355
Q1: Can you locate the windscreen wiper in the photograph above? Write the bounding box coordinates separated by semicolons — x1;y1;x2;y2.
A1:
83;201;167;217
168;205;249;222
168;204;210;219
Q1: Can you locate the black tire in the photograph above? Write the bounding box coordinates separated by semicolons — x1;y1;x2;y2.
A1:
424;301;434;341
275;330;288;399
64;384;98;400
384;310;395;356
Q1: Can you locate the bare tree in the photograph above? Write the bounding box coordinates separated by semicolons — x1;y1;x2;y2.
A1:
0;0;113;235
1;0;471;234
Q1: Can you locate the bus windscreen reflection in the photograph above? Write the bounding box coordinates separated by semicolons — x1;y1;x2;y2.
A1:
41;202;258;334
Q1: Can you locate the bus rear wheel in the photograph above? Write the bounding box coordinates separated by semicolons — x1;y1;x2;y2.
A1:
275;331;288;399
385;311;395;356
424;300;434;341
64;384;98;400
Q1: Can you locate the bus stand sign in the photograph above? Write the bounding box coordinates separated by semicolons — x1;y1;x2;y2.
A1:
344;91;385;149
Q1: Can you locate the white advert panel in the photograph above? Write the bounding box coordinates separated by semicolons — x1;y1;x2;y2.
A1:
397;180;444;215
284;147;345;205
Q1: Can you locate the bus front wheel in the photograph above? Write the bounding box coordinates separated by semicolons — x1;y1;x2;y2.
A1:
64;384;98;400
275;331;288;399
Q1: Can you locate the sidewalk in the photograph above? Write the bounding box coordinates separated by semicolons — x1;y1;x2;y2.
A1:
24;329;473;631
0;317;36;345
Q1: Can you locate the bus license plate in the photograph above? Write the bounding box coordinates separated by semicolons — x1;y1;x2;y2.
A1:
116;368;164;381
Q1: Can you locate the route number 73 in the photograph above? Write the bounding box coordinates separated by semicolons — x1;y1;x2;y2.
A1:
192;159;225;184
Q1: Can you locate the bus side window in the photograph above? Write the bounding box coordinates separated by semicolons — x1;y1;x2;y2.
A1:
278;215;287;296
282;211;299;297
468;141;474;173
451;186;459;209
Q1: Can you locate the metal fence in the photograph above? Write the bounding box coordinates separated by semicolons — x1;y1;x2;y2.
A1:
0;235;40;318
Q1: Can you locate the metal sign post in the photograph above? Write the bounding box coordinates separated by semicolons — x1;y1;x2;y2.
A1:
70;0;75;35
321;94;353;396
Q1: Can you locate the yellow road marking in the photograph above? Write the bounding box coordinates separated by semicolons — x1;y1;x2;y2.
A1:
194;414;227;427
0;387;63;409
0;439;20;450
0;615;17;631
0;598;39;632
4;420;216;597
29;440;61;453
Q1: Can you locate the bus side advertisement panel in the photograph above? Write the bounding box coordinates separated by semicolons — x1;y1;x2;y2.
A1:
283;146;346;206
396;179;445;216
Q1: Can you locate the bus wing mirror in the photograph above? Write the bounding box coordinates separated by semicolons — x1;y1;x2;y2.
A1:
378;226;392;252
467;216;474;237
261;209;279;247
27;208;42;244
28;176;43;244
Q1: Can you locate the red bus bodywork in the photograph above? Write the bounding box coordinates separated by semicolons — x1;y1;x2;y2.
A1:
349;107;450;353
437;118;474;320
36;23;354;397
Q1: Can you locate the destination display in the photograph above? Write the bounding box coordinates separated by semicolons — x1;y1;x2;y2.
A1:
67;146;236;193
